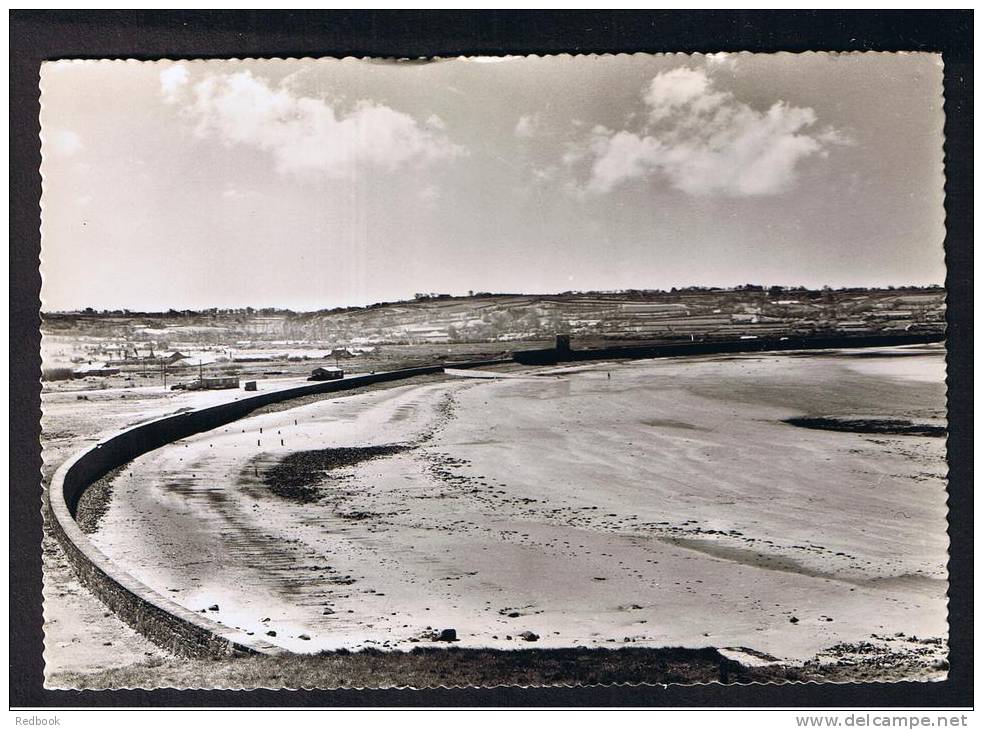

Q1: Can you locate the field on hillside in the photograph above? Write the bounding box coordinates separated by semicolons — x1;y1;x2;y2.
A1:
42;287;945;371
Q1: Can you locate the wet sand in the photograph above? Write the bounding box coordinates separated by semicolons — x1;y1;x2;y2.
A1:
87;345;948;664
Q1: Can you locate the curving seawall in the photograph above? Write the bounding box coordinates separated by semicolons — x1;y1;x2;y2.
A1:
513;332;946;365
48;366;446;658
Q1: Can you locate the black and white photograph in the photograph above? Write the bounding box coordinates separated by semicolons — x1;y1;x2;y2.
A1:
35;47;953;693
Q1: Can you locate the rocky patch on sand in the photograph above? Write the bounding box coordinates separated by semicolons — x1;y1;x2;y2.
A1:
260;444;410;503
784;416;946;438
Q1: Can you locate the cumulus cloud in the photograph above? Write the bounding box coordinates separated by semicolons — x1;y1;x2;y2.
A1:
159;64;189;103
705;52;739;71
583;66;845;196
587;130;664;194
514;113;540;138
170;70;464;178
424;114;448;132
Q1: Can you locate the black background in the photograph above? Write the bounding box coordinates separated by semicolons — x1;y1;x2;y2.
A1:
9;10;973;709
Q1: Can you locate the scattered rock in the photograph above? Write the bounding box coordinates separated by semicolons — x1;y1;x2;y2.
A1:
298;634;311;640
207;604;219;611
435;628;457;642
266;630;277;637
789;616;799;624
519;631;539;642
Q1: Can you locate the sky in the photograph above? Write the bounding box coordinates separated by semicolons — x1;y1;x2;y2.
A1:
40;53;946;312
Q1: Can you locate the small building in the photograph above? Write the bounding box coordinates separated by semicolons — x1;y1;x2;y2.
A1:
308;366;344;381
188;376;240;390
160;351;188;364
71;362;121;378
244;381;257;391
324;347;357;360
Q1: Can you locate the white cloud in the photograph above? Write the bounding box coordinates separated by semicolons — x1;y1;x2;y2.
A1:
587;131;663;194
425;114;446;131
644;67;722;123
174;70;464;178
583;66;845;197
705;52;739;71
160;64;190;103
47;129;83;157
514;113;540;139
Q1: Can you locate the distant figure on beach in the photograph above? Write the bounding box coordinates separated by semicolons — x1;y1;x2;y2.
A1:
607;372;611;379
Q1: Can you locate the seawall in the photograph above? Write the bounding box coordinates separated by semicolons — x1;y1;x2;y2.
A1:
48;366;444;658
513;332;946;365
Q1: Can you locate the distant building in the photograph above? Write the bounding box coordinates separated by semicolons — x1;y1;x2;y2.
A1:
71;362;121;378
324;347;367;359
308;366;344;381
194;376;239;390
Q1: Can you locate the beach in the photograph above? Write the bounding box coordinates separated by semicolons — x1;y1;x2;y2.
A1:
83;345;948;667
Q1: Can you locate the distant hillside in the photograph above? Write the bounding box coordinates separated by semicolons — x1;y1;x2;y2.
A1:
42;287;946;349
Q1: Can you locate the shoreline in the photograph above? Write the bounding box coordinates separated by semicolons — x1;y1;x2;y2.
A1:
44;342;944;684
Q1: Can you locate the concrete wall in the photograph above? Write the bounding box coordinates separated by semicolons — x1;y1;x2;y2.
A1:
514;332;946;365
48;366;443;658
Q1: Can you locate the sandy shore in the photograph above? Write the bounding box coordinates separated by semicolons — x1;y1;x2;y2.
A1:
40;372;440;679
82;345;948;670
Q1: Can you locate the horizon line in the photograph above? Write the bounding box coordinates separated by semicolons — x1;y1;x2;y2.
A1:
41;283;946;316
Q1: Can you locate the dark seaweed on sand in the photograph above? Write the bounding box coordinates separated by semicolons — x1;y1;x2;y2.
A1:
262;445;409;502
785;417;946;438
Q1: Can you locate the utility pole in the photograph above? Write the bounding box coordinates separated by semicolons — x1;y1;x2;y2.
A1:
162;359;167;389
199;359;203;382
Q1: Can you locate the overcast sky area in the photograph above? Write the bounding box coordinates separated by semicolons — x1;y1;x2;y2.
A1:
40;53;946;312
